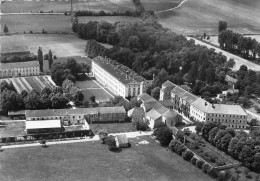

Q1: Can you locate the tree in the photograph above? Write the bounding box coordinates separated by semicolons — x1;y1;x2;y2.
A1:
196;160;204;169
208;127;219;144
50;93;69;109
48;49;53;69
195;122;204;134
156;127;173;147
90;95;96;102
3;24;9;33
98;129;108;144
201;122;218;141
251;153;260;172
24;90;42;110
182;150;194;161
37;47;43;72
105;136;120;152
151;87;160;99
132;118;149;131
218;21;227;32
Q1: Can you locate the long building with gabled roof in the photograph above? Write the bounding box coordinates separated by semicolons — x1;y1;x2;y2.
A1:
92;56;147;98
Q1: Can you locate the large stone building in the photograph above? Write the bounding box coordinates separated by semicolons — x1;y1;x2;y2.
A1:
92;56;147;98
0;45;30;58
25;107;126;124
160;80;249;130
0;61;40;78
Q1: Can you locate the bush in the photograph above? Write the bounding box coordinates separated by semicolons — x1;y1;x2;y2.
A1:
196;159;204;169
176;144;186;155
98;129;108;144
182;150;194;161
156;127;173;147
132;118;149;131
190;157;197;165
202;163;210;174
105;136;120;152
169;139;179;152
218;170;232;181
216;159;226;166
153;122;167;136
53;55;57;59
208;168;219;178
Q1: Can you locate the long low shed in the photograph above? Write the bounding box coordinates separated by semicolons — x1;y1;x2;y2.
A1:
26;120;62;134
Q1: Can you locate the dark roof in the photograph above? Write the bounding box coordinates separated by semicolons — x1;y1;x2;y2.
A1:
142;101;158;112
162;110;178;118
92;57;138;85
146;109;162;120
153;103;168;115
138;93;157;103
25;107;126;118
159;100;174;107
171;86;186;96
179;92;198;104
0;61;39;70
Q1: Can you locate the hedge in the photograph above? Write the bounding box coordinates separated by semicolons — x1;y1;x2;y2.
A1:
196;159;205;169
191;157;197;165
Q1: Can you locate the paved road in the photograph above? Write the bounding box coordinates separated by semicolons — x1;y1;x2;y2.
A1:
1;131;152;149
186;37;260;72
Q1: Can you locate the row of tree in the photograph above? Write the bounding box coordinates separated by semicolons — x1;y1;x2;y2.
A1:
74;10;142;17
0;55;37;63
218;29;260;61
196;122;260;172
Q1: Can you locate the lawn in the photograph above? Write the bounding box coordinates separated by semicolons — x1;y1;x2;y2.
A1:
90;123;136;134
0;121;26;137
0;136;213;181
157;0;260;35
1;14;71;33
0;34;87;58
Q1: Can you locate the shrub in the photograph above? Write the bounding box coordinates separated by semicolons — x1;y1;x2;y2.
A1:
153;122;167;136
176;144;186;155
182;150;194;161
202;163;210;174
208;167;219;178
209;157;216;163
98;129;108;144
53;55;57;59
105;136;120;152
218;170;232;181
196;159;204;169
216;159;226;166
132;118;149;131
191;157;197;165
29;30;33;34
169;139;179;152
156;127;173;147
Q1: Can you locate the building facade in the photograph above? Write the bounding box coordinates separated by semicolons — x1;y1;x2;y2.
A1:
92;57;146;98
0;45;30;58
160;80;249;130
0;61;40;78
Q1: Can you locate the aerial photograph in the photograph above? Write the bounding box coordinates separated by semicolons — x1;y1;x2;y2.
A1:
0;0;260;180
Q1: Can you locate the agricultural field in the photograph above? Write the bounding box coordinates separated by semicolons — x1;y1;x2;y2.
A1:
0;76;55;94
1;0;180;13
157;0;260;35
1;14;71;33
0;34;87;58
0;136;213;181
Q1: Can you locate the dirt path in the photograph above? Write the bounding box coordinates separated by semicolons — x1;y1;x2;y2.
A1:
1;131;152;149
187;37;260;72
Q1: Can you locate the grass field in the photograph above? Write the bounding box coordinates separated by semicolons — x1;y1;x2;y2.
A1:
157;0;260;35
0;121;26;137
77;76;113;102
1;15;71;33
1;0;180;13
0;34;87;58
0;136;213;181
90;123;136;134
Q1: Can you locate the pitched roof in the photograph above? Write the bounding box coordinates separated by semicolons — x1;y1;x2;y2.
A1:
0;61;39;70
191;98;210;113
142;101;158;112
146;109;162;120
171;86;187;96
8;110;26;116
128;107;145;118
153;102;168;114
225;75;237;83
159;100;174;107
162;110;178;118
207;104;247;115
162;80;175;88
92;57;139;85
138;93;157;103
26;120;61;129
25;107;126;118
179;92;198;104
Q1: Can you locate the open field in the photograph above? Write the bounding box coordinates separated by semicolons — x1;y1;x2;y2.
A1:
157;0;260;35
1;0;180;13
0;34;87;58
0;136;212;181
0;120;26;137
76;76;113;102
1;14;71;33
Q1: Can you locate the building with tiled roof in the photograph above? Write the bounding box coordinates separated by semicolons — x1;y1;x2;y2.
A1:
160;80;249;130
25;107;126;124
127;107;145;118
0;45;30;57
92;56;147;98
138;93;157;103
0;61;40;78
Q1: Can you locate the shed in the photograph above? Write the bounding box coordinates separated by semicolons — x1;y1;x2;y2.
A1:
26;120;62;134
128;107;145;118
115;134;130;148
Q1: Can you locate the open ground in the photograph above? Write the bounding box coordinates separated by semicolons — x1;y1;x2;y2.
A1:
0;136;212;181
157;0;260;35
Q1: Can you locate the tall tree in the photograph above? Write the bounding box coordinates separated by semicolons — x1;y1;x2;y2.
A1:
37;47;43;72
218;21;227;33
48;49;53;69
3;24;9;33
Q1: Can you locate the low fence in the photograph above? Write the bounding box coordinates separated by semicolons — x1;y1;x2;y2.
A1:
0;130;94;145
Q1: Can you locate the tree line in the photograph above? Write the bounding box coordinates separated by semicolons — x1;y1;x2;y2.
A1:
218;27;260;62
196;122;260;172
0;55;37;63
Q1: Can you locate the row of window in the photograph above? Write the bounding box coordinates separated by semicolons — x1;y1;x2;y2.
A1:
211;118;246;124
209;114;246;119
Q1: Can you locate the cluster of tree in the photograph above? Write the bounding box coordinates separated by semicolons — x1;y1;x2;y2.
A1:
62;79;84;106
196;122;260;172
104;96;142;112
74;10;140;17
219;29;260;61
0;81;70;115
132;118;149;131
0;55;37;63
51;57;90;86
79;21;235;98
153;122;173;146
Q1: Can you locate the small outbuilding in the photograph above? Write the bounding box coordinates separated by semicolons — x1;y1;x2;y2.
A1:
128;107;145;118
115;134;130;148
